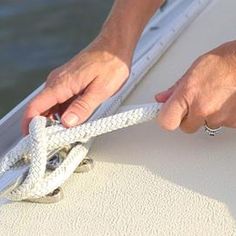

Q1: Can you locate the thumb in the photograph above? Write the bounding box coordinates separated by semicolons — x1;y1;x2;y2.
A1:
157;88;188;131
61;88;104;127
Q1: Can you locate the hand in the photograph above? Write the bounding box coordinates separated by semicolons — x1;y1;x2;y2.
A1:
155;41;236;133
22;34;131;134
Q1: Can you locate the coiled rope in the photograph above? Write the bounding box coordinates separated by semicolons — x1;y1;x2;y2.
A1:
0;103;161;201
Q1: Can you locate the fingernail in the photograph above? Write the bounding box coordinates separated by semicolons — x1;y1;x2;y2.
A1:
156;91;165;97
155;92;166;99
63;112;79;126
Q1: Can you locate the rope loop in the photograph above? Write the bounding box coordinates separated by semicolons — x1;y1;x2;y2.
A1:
0;103;161;201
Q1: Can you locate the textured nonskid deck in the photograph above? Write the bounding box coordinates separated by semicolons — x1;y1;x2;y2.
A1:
1;0;236;235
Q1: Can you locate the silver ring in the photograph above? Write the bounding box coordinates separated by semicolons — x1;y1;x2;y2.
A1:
204;123;222;136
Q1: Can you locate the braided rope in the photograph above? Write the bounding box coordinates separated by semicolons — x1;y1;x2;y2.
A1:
0;103;161;201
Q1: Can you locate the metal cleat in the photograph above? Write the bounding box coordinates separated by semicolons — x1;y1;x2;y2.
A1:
25;187;63;204
0;117;94;204
74;158;94;173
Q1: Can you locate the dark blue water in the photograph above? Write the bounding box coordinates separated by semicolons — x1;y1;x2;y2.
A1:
0;0;113;118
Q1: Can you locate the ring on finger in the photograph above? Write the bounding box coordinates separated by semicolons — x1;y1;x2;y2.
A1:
204;122;222;136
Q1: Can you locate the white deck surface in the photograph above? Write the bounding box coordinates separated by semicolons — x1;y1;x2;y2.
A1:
1;0;236;235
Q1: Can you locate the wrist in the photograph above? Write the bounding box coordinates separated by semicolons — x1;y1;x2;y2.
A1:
100;24;137;59
89;25;135;67
99;0;165;56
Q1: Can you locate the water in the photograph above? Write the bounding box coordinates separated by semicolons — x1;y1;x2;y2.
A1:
0;0;113;118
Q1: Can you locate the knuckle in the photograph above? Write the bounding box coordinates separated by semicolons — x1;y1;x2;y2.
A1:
157;116;177;131
47;69;59;82
195;101;217;118
45;75;74;104
201;53;221;63
46;68;69;86
55;85;73;104
194;53;222;70
73;99;92;114
182;76;197;96
178;78;195;103
206;113;225;128
196;105;209;118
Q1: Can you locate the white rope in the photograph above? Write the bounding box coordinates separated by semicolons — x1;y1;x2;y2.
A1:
0;0;211;202
0;103;161;201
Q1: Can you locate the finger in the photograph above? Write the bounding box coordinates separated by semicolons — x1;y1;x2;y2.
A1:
61;85;107;127
157;88;189;131
155;85;175;103
21;88;56;135
205;112;225;129
180;112;204;133
155;78;184;103
224;118;236;128
21;86;73;135
37;104;60;121
57;95;79;116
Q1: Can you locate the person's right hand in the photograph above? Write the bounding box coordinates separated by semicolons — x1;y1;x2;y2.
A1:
21;34;132;135
155;40;236;133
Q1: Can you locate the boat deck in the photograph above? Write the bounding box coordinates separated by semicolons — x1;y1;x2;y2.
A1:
1;0;236;235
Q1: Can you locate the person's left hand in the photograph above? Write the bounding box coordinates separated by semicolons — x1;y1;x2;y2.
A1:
21;34;132;135
155;41;236;133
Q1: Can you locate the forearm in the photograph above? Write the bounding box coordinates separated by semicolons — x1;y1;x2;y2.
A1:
99;0;164;58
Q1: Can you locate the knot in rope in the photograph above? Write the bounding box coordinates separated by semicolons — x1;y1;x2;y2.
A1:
0;103;161;201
